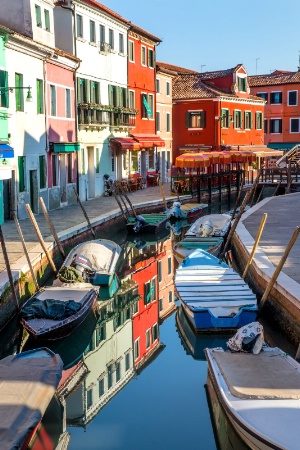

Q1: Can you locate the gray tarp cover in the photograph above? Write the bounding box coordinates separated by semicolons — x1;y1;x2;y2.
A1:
0;348;63;449
21;298;82;320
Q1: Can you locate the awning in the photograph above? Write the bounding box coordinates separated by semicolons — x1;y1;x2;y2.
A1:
267;143;298;151
175;153;211;168
0;143;14;158
253;148;284;157
110;138;140;150
50;142;80;153
130;134;165;148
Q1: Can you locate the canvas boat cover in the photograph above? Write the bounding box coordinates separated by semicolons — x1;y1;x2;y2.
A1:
0;348;63;450
21;298;82;320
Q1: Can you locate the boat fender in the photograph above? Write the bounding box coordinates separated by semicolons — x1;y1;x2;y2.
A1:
170;201;182;219
227;321;264;354
133;215;146;233
199;220;214;237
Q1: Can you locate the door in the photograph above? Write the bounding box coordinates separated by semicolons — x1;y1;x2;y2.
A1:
87;147;95;198
60;154;67;204
140;150;147;179
29;170;39;214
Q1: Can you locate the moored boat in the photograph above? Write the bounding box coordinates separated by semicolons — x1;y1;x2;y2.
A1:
0;347;63;450
20;283;99;340
126;213;169;234
59;239;121;286
168;201;208;220
205;345;300;450
175;248;257;332
173;235;223;263
186;213;231;238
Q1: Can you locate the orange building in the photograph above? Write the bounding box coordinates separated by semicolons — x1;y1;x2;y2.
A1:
249;70;300;151
158;63;265;163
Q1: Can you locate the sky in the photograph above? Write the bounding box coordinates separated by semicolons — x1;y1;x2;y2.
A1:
101;0;300;76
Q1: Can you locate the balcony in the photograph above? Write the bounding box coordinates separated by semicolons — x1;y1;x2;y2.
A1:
77;103;138;131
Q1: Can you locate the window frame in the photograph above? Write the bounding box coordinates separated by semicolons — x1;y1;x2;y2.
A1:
166;112;171;132
141;46;146;66
270;91;282;105
256;112;263;130
270;118;282;134
89;20;96;43
50;84;56;116
65;88;71;118
128;40;134;62
244;111;252;130
288;90;298;106
234;110;242;129
36;78;44;114
290;118;300;133
186;110;206;129
119;33;124;54
166;81;170;96
148;48;154;68
15;73;24;112
44;9;50;31
108;28;114;50
76;14;83;38
35;4;42;27
156;110;161;132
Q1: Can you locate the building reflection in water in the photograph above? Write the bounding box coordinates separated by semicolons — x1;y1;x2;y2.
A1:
59;230;176;428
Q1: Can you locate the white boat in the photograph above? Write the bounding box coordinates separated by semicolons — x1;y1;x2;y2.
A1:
173;236;223;263
205;346;300;450
185;213;231;238
59;239;121;286
175;248;257;331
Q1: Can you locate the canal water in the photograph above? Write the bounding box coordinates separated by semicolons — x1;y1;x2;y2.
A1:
0;190;295;450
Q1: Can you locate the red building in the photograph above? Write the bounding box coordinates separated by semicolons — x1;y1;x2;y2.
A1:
249;70;300;152
158;63;265;163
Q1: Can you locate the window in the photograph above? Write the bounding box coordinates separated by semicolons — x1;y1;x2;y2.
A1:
148;148;155;169
0;70;9;107
119;33;124;54
146;329;151;349
50;85;56;116
90;20;96;43
130;152;138;172
99;378;105;397
186;111;206;128
52;154;59;186
264;119;268;134
148;49;154;68
66;88;71;118
152;323;158;342
134;338;140;360
18;156;26;192
76;14;83;38
90;81;100;103
156;78;160;93
166;81;170;96
169;291;173;303
234;110;242;129
270;118;282;133
125;352;130;371
99;24;105;45
256;92;268;103
256;112;263;130
77;78;87;103
168;256;172;275
244;111;252;129
107;363;114;389
44;9;50;31
108;84;117;106
158;260;162;282
288;90;298;106
148;94;154;119
115;361;121;382
128;41;134;62
108;29;114;49
290;118;300;133
141;93;152;119
129;90;135;109
156;111;161;132
159;298;163;312
86;389;93;409
237;76;247;92
35;4;42;27
270;92;282;104
144;278;156;305
15;73;24;112
39;155;46;189
141;46;146;66
36;79;44;114
166;112;171;132
221;109;230;128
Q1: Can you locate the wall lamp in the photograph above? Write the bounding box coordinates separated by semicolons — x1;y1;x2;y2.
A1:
0;86;33;102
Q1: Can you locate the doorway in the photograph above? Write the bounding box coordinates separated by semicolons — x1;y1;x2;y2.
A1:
60;154;67;204
87;147;95;198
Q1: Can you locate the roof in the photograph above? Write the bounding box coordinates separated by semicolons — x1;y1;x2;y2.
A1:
249;70;300;87
129;23;161;43
172;73;236;100
156;61;199;75
199;64;244;81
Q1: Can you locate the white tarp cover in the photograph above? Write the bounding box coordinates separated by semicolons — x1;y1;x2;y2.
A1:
0;348;63;449
65;240;120;273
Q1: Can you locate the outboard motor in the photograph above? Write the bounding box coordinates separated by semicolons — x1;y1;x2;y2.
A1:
170;201;182;219
133;215;146;233
199;220;214;237
70;254;95;282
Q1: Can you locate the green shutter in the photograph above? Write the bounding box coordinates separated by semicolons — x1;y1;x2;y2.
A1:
0;70;9;107
39;155;46;188
18;156;25;192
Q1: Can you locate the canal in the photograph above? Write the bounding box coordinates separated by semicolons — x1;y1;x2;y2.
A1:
0;190;296;449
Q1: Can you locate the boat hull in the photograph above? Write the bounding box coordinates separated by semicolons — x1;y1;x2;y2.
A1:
126;214;169;234
181;300;257;333
173;237;223;263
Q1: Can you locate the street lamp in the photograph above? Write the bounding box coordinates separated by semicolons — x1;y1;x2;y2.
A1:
200;65;206;73
255;58;260;75
0;86;33;102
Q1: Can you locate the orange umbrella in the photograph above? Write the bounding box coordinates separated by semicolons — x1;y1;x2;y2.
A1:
175;153;211;169
229;151;256;163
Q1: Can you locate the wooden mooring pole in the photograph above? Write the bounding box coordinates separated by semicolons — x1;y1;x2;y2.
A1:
25;204;57;274
39;197;65;259
259;226;300;311
0;225;19;309
242;213;268;279
159;181;167;210
73;187;96;239
14;214;39;292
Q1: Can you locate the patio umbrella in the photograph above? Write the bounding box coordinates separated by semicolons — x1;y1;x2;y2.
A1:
175;153;212;169
229;151;256;163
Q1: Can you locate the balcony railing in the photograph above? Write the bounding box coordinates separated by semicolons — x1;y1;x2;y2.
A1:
78;103;138;129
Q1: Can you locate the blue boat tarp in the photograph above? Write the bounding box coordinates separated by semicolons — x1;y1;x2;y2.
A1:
21;298;82;321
